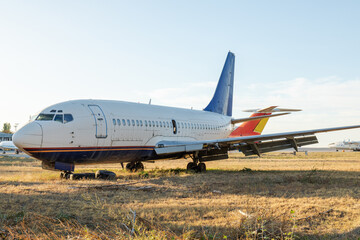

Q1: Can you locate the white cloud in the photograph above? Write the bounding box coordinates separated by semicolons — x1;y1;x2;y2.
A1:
233;77;360;146
134;76;360;147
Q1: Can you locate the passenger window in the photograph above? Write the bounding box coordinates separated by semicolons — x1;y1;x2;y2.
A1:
122;119;126;126
132;120;135;126
149;120;152;127
54;114;63;123
145;120;148;127
152;121;155;127
140;120;143;127
136;120;139;126
127;119;130;126
156;121;159;127
159;121;162;127
117;119;121;126
113;119;116;125
64;114;74;123
166;122;169;128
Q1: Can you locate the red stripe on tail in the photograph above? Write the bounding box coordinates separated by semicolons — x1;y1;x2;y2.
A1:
229;113;271;137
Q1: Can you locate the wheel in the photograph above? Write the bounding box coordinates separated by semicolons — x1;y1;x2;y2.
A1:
60;172;71;179
187;162;197;171
70;173;80;180
95;170;116;180
69;173;96;180
135;162;144;171
126;162;135;171
198;162;206;172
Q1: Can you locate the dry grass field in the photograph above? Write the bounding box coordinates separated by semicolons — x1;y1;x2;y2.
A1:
0;151;359;239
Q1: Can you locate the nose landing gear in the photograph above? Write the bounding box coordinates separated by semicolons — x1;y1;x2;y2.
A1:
60;171;72;179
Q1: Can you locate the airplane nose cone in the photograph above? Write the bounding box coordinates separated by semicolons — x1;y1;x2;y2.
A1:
13;122;43;151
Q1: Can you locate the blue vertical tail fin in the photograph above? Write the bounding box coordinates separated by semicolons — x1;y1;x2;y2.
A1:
204;52;235;116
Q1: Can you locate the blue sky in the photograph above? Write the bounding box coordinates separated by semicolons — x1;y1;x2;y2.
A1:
1;1;359;146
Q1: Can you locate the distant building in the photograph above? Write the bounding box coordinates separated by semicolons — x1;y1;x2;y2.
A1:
0;133;12;141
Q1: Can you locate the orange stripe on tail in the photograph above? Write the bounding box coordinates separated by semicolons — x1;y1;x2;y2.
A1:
229;113;271;137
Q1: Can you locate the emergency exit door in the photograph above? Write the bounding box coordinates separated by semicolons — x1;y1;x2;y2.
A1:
88;105;108;138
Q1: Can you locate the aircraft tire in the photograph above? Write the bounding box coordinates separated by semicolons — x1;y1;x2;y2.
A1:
69;173;96;180
198;163;206;172
135;162;144;171
95;170;116;180
70;173;81;180
60;172;71;179
126;162;135;172
187;162;197;171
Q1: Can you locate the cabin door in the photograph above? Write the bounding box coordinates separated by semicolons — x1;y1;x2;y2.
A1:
88;105;108;138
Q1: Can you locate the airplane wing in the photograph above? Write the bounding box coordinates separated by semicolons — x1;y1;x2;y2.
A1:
155;125;360;158
231;112;289;124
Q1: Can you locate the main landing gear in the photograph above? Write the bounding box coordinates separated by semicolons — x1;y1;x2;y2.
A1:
187;158;206;173
126;162;144;172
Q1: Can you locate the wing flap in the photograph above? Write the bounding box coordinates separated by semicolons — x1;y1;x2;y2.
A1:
234;135;318;156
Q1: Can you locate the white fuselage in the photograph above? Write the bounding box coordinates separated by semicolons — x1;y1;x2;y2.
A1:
13;99;233;164
329;141;360;151
0;141;17;151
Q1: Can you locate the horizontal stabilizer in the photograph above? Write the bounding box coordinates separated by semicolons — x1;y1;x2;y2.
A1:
231;112;289;124
243;106;302;113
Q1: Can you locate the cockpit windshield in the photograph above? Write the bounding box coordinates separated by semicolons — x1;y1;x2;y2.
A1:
36;114;55;121
64;114;74;123
35;113;74;123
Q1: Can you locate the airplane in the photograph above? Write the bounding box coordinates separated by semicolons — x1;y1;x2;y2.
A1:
0;141;19;154
328;140;360;151
229;106;301;137
12;52;360;178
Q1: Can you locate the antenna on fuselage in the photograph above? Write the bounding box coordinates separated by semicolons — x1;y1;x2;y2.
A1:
149;99;152;105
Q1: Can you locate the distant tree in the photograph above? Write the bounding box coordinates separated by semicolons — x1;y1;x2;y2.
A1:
2;123;12;134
